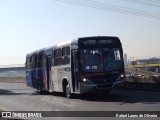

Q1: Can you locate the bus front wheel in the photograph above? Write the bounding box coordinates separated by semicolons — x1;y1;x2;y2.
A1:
36;80;43;94
65;83;72;98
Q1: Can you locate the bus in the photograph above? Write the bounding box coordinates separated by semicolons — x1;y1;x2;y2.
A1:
26;36;125;98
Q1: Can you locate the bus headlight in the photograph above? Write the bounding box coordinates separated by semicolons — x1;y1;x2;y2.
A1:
118;74;125;81
82;78;92;84
120;74;124;78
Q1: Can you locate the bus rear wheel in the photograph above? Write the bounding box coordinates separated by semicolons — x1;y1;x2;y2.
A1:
37;80;41;92
36;80;43;94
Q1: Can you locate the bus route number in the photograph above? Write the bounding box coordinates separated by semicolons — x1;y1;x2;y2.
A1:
83;40;96;45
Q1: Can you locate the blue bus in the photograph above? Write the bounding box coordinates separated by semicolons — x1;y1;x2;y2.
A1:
26;36;125;98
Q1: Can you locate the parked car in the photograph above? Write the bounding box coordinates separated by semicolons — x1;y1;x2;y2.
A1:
152;74;160;77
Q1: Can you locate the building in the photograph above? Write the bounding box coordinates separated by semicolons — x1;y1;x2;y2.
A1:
124;54;128;66
136;58;160;65
134;58;160;72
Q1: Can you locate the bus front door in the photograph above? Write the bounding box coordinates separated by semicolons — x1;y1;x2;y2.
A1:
46;55;52;91
72;50;79;92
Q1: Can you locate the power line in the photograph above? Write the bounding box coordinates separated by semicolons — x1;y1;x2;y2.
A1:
123;0;160;7
54;0;160;19
146;0;160;4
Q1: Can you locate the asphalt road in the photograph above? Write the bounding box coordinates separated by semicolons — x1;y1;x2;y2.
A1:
0;82;160;120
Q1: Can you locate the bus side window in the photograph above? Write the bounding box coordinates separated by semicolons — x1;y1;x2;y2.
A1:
38;52;45;68
40;54;42;67
51;52;54;67
29;57;31;69
32;54;37;68
62;46;70;65
26;57;31;69
31;55;35;68
42;53;46;67
54;48;62;66
35;54;37;68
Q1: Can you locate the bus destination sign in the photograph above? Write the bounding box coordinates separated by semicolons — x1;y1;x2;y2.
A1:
83;40;96;45
82;39;113;45
99;39;112;44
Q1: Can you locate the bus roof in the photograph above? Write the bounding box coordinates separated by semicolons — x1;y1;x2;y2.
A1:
26;36;120;57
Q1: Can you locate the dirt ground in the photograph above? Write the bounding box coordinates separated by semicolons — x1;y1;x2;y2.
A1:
0;77;25;83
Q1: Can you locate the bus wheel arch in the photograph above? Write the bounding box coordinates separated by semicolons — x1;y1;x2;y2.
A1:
62;79;72;98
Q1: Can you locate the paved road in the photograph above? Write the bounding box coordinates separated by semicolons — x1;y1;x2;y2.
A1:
0;82;160;120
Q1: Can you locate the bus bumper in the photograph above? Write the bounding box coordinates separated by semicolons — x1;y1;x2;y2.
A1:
80;79;124;94
113;79;125;86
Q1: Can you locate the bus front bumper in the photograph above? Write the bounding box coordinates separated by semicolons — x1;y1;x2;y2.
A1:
80;79;124;94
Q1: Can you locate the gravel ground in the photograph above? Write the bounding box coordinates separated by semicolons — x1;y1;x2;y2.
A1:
0;77;25;83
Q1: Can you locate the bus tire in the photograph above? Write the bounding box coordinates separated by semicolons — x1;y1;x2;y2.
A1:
65;83;72;98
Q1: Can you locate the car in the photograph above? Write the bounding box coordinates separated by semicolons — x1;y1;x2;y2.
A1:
131;73;144;77
152;74;160;77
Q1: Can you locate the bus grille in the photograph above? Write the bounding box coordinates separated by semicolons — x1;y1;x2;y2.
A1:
97;84;113;89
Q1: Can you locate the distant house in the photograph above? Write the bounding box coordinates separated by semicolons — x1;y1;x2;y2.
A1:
135;58;160;72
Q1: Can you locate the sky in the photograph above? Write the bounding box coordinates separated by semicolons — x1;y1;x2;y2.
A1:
0;0;160;65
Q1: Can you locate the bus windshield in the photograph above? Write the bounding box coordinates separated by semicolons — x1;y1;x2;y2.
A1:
80;48;123;72
80;49;103;72
104;48;123;71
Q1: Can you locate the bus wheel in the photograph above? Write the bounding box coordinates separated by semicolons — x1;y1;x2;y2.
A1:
65;84;72;98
